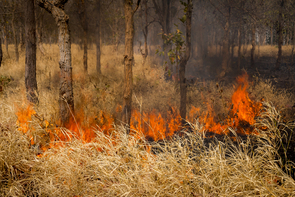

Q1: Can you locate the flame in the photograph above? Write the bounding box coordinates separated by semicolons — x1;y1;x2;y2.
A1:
16;73;261;154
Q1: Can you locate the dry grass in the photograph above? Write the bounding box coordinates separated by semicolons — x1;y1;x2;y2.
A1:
1;102;295;196
206;44;295;58
0;44;295;196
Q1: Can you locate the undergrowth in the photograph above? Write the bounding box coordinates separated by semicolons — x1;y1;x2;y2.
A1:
0;44;295;196
1;102;295;196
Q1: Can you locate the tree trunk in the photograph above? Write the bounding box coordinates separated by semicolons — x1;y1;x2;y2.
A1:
237;20;242;69
270;26;273;46
36;9;46;55
142;0;148;67
11;3;19;63
96;0;101;75
152;0;171;63
3;27;9;58
250;22;256;68
25;0;38;104
231;31;235;63
82;0;88;74
275;0;284;70
37;0;74;126
179;0;192;126
122;0;140;132
291;23;295;64
19;25;25;51
220;16;230;77
0;35;2;67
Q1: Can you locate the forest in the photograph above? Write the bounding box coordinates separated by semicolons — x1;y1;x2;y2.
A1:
1;0;295;196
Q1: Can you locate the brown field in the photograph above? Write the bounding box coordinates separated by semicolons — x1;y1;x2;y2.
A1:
0;44;295;196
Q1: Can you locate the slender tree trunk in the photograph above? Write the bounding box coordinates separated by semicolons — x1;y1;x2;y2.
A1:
36;9;46;55
142;0;148;67
115;17;120;55
215;31;218;56
3;27;9;58
251;22;256;68
179;0;192;126
96;0;101;75
220;16;230;77
82;0;88;74
291;23;295;64
11;4;19;62
19;25;25;51
37;0;74;126
270;26;273;46
237;20;242;69
275;0;284;70
231;31;235;62
0;35;2;67
25;0;38;104
257;29;261;60
122;0;140;132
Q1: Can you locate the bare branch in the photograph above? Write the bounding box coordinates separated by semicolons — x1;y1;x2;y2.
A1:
133;0;141;14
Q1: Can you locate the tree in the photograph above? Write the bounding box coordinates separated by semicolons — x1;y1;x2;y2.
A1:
275;0;285;70
37;0;74;126
11;0;19;62
139;0;149;68
77;0;88;74
0;35;2;67
179;0;192;125
25;0;38;104
122;0;141;133
151;0;171;50
208;0;232;78
96;0;101;75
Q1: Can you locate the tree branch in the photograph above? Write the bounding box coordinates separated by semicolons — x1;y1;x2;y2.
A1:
208;0;226;18
133;0;141;14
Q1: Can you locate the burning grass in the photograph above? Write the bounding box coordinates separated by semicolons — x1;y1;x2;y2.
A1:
1;44;295;196
1;102;295;196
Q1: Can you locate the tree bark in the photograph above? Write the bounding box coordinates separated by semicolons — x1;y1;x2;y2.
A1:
152;0;171;59
122;0;140;132
142;0;148;67
19;24;25;51
270;26;273;46
291;23;295;64
250;22;256;68
11;3;19;63
37;0;74;126
3;26;9;58
25;0;38;104
36;9;46;55
275;0;284;70
179;0;192;126
220;16;230;77
82;0;88;74
96;0;101;75
0;35;2;67
237;19;242;69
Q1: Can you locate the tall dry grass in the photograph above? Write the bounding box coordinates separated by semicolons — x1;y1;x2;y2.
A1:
0;44;295;196
1;102;295;196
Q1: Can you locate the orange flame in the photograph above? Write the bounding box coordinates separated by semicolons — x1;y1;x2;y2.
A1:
16;73;261;154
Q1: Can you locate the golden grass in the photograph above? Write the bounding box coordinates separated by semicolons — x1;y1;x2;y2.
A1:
206;44;295;57
0;44;295;196
1;102;295;196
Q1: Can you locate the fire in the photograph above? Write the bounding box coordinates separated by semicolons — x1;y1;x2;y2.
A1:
231;74;261;127
16;73;261;154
